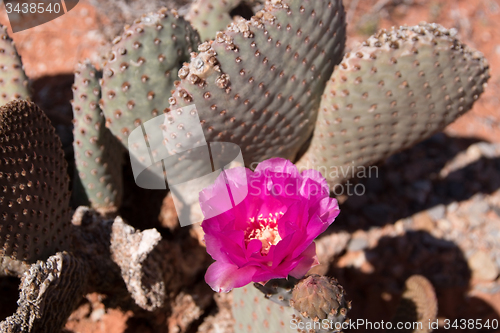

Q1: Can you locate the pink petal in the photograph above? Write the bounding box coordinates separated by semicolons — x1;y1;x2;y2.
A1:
223;167;251;206
289;242;319;279
246;239;263;257
205;261;258;293
300;169;329;195
317;196;341;222
251;268;288;283
270;232;297;268
278;201;307;237
254;158;299;179
199;172;233;217
203;228;245;262
290;214;329;259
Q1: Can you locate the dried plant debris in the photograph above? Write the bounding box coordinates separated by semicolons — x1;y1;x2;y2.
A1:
0;252;88;333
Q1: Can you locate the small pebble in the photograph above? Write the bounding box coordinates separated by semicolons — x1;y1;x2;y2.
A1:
427;204;446;221
468;250;499;282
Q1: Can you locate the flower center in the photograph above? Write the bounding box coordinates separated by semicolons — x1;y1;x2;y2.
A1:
244;212;284;255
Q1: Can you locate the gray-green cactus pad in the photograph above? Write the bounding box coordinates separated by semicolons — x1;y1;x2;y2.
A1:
253;277;297;306
72;60;124;212
0;25;30;106
297;23;490;185
232;284;298;333
100;8;201;147
169;0;346;166
186;0;241;41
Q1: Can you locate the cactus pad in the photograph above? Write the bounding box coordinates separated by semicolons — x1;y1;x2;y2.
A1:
72;60;124;213
253;277;298;307
0;25;30;106
99;8;201;146
232;284;298;333
389;275;437;333
297;23;490;185
0;100;71;263
169;0;346;166
186;0;242;41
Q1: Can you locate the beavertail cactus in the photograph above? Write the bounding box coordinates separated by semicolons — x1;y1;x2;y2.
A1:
297;23;490;185
290;274;350;333
99;8;200;146
388;275;438;333
169;0;346;165
72;60;124;213
0;100;71;266
0;25;30;105
186;0;242;41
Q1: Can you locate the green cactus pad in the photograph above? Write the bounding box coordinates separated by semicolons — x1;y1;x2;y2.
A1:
297;23;490;185
72;60;124;213
0;100;71;263
0;25;30;106
169;0;346;166
186;0;241;41
99;8;201;147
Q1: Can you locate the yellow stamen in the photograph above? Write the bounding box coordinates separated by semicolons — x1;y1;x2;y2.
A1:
245;212;284;255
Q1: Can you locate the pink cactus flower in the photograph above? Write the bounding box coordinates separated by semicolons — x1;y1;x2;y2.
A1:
200;158;340;292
